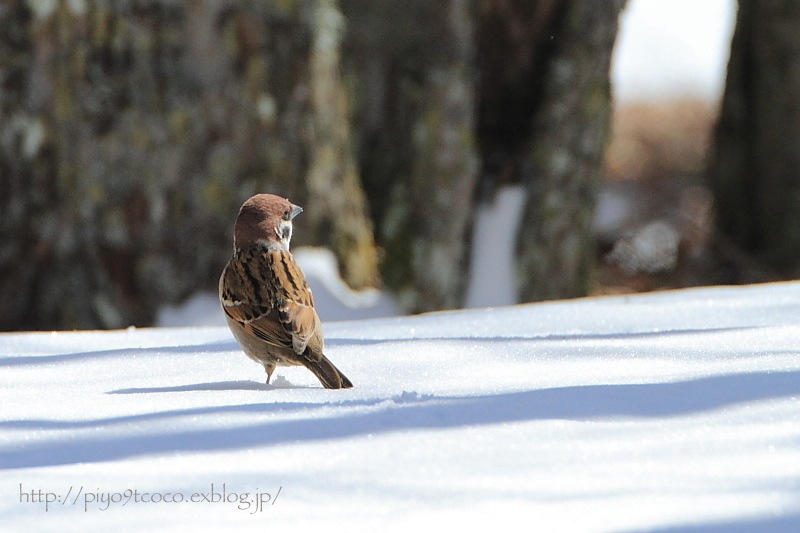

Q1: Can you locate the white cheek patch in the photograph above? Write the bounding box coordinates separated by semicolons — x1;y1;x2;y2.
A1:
279;220;293;249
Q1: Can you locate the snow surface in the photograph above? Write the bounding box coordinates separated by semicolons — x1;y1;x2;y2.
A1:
4;282;800;531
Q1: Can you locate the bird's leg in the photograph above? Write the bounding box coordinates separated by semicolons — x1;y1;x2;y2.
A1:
265;362;275;385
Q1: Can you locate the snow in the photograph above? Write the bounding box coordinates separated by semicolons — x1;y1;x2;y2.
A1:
465;185;525;308
4;282;800;531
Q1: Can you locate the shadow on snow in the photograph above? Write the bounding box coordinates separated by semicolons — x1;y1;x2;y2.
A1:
3;369;800;469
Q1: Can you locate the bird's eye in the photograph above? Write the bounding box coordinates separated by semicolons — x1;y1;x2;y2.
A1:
282;210;290;220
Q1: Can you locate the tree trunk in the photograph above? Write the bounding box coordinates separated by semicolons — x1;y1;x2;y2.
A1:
343;0;479;312
710;0;800;276
305;0;379;289
474;0;624;302
1;0;626;329
0;0;378;330
513;0;625;301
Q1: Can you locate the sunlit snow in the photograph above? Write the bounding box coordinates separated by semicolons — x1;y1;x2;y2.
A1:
3;282;800;530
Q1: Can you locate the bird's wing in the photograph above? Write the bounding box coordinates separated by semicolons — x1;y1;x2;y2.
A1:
277;295;322;355
266;249;323;356
220;248;322;356
220;254;289;350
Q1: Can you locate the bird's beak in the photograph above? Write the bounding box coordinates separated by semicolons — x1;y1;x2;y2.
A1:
290;204;303;220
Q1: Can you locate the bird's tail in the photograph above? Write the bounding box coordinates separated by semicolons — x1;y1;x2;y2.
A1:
305;354;353;389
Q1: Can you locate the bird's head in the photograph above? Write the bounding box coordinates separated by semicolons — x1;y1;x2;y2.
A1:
233;194;303;251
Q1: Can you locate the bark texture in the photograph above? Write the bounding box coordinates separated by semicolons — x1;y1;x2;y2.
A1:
513;0;625;301
343;0;479;312
0;0;377;330
710;0;800;276
0;0;625;329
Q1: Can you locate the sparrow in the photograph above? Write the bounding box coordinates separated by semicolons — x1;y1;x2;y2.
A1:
219;193;353;389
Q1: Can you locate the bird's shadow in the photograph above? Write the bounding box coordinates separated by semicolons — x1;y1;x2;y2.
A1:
107;376;316;394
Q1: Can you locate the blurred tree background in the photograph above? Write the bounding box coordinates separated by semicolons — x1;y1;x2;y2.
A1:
2;0;789;332
0;0;625;330
709;0;800;279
